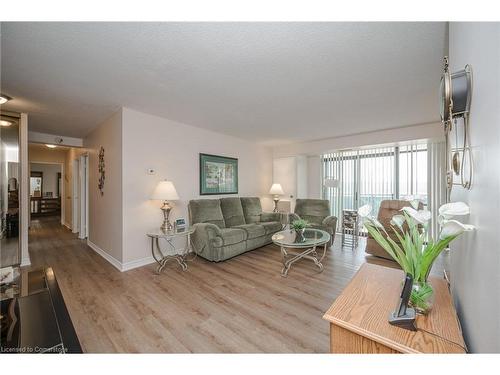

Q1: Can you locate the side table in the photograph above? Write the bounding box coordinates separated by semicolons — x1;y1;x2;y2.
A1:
147;227;195;274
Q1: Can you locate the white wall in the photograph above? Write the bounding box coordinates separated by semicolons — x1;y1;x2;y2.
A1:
272;157;297;210
121;108;273;264
30;163;61;197
273;122;443;158
307;155;321;199
449;23;500;353
84;110;123;263
296;156;308;199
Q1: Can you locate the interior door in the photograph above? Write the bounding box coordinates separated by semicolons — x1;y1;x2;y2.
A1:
78;154;88;239
72;159;79;233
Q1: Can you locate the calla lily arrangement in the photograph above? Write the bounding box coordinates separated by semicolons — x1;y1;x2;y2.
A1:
360;200;475;313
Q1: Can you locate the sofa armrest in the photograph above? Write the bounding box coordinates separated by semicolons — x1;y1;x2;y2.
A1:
288;213;301;223
191;223;222;254
322;215;338;233
260;212;280;222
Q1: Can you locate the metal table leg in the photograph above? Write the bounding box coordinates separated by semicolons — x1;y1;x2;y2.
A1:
152;237;189;274
280;243;327;277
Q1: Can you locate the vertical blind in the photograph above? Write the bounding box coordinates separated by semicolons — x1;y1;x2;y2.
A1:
427;142;447;240
321;143;442;232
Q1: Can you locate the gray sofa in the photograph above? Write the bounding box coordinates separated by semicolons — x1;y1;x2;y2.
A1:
188;197;282;262
289;199;337;245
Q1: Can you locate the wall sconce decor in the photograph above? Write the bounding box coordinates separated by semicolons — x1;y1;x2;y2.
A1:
440;56;474;196
98;146;105;195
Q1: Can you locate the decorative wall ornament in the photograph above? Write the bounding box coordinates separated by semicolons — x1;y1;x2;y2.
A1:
439;56;474;197
98;146;105;195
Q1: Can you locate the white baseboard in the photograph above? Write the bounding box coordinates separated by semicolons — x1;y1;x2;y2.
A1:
62;222;72;230
86;240;122;271
86;240;155;272
121;256;155;272
21;257;31;267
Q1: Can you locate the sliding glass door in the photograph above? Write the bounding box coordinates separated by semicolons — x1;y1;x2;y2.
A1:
322;144;428;223
358;147;396;215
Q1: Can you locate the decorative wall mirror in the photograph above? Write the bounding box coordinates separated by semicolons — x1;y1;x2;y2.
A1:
440;56;473;195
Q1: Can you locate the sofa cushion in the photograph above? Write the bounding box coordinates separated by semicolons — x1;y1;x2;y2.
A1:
220;197;246;227
260;221;282;235
212;242;248;262
233;223;266;239
294;199;330;225
377;200;423;231
213;228;247;246
189;199;226;228
241;197;263;224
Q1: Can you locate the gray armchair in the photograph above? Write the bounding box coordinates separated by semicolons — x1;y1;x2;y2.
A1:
289;199;337;245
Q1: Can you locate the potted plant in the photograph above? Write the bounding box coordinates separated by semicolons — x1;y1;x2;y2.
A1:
359;201;475;314
290;219;310;240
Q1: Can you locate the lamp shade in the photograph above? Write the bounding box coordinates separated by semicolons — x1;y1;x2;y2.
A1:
151;180;179;201
269;183;284;195
324;178;339;188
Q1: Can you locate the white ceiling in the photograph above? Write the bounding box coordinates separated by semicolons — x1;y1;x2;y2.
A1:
1;22;447;145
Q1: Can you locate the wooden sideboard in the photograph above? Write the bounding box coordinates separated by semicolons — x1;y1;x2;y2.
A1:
323;263;466;353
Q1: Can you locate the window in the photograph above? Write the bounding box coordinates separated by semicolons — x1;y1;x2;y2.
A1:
322;144;428;223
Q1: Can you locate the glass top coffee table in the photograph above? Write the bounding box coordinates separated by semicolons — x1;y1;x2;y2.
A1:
272;228;331;277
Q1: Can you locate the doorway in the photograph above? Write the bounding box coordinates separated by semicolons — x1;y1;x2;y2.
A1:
29;162;64;222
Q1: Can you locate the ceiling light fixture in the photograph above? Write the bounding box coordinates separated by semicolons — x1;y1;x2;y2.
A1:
46;144;57;149
0;120;13;127
0;94;12;104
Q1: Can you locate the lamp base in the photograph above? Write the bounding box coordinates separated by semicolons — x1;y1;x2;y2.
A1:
160;201;174;232
273;197;280;213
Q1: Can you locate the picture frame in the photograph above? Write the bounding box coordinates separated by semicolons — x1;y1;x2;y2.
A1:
199;153;238;195
175;217;187;229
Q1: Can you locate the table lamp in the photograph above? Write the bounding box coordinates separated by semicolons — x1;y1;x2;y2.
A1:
269;183;284;212
151;180;179;231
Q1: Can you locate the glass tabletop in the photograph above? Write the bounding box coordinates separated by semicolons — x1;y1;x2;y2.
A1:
272;229;330;248
147;226;195;238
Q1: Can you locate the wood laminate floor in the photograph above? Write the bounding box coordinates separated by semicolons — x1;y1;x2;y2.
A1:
27;216;447;353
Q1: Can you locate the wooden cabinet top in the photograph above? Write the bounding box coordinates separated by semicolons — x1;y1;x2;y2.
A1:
323;263;465;353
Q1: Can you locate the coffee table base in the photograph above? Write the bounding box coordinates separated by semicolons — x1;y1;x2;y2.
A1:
280;243;327;277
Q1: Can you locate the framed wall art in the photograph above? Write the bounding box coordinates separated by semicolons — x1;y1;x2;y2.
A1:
199;153;238;195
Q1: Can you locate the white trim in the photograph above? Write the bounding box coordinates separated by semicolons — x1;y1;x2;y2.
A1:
86;240;122;271
121;256;155;272
20;113;30;268
72;158;79;233
86;240;155;272
62;222;72;230
78;154;89;239
21;257;31;267
28;131;83;148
